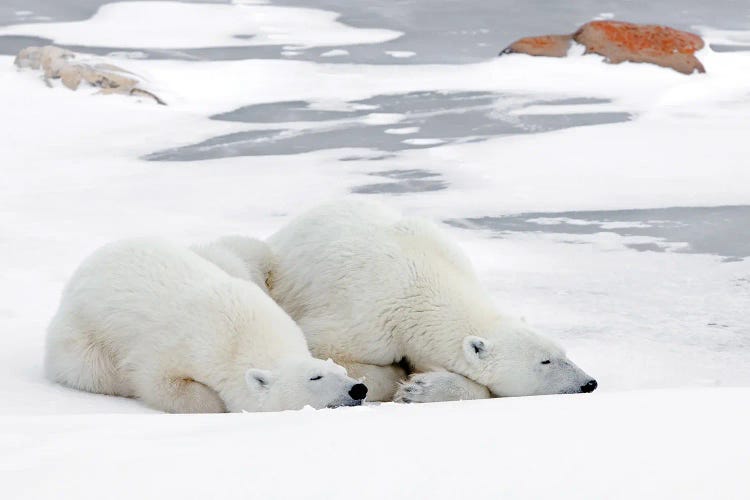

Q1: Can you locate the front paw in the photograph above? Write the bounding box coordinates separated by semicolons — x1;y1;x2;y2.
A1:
393;372;490;404
393;373;431;404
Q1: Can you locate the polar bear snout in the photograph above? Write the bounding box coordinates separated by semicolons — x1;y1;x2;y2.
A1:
331;382;368;407
580;379;598;393
348;383;368;401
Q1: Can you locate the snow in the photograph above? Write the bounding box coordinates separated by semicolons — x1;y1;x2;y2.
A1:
695;26;750;46
1;0;749;498
320;48;349;57
0;1;401;49
402;137;445;145
385;50;417;58
385;126;420;135
3;389;750;499
359;112;406;125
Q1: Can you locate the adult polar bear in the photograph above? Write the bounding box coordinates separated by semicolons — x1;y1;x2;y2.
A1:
45;238;367;413
267;201;597;403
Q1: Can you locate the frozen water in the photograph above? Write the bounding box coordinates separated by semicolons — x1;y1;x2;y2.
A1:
3;0;749;61
449;205;750;262
146;92;629;160
351;168;447;194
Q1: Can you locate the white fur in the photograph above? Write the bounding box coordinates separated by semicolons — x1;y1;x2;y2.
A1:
191;235;274;294
266;201;596;401
45;238;364;413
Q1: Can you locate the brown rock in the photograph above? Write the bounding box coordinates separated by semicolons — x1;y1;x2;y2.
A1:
574;21;705;74
13;45;166;104
39;45;75;78
501;34;573;57
59;64;83;90
80;66;138;91
14;46;42;69
499;20;706;74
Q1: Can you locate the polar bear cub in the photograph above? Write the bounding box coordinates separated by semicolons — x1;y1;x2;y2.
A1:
266;200;596;403
45;237;367;413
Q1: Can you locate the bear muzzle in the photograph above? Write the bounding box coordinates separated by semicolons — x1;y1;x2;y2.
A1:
580;379;598;393
348;383;368;401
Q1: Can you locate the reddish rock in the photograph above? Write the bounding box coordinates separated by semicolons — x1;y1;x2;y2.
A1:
501;34;573;57
574;21;705;74
500;20;706;74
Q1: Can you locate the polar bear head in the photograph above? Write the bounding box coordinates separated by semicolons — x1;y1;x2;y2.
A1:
457;318;596;397
245;358;367;411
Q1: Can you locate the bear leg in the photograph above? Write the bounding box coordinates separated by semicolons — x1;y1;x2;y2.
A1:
394;371;491;403
44;318;131;397
133;370;226;413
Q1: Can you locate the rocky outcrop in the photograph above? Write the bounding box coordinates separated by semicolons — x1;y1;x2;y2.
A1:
500;20;706;74
502;34;573;58
574;21;704;74
14;45;165;104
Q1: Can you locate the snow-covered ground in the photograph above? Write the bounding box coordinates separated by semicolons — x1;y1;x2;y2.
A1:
4;389;750;499
1;1;749;498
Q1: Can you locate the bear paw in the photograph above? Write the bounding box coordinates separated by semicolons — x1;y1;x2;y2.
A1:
393;371;491;404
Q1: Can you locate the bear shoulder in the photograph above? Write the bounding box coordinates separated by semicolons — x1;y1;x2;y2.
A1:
391;217;477;277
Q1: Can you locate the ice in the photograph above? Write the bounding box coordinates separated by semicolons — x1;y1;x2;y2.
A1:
0;1;401;49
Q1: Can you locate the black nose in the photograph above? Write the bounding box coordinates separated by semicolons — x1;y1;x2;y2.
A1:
581;380;598;393
348;383;368;400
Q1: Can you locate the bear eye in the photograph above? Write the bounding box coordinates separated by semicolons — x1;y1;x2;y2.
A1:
310;375;323;381
541;360;551;365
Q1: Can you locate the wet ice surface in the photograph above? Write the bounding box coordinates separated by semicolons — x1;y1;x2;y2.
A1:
145;93;629;161
0;0;227;27
351;169;447;194
3;0;750;61
448;206;750;262
268;0;750;63
0;0;739;168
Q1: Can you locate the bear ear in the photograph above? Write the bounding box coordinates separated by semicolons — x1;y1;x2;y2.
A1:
245;368;274;391
463;336;491;362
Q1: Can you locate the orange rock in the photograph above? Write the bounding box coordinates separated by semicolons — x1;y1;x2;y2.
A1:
574;21;705;74
499;20;706;74
501;34;573;57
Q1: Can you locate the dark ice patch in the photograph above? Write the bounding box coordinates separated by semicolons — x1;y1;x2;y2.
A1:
145;92;628;160
352;169;447;194
447;206;750;262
